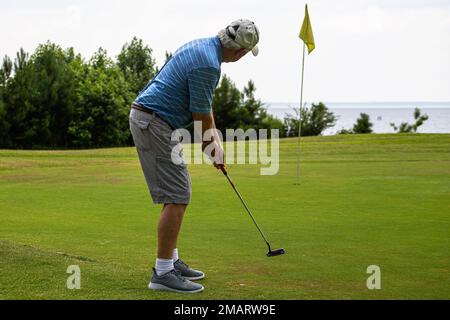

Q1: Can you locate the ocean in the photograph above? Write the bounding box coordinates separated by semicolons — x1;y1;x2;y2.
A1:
265;102;450;135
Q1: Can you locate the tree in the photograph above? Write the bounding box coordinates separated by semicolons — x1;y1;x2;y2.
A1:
0;50;30;148
212;75;244;133
284;102;337;137
164;51;173;63
2;43;82;148
337;128;354;135
241;80;283;136
390;108;429;133
0;44;135;149
0;57;9;145
0;40;280;149
117;37;157;94
14;48;28;72
353;113;373;134
240;80;264;128
68;48;134;148
211;76;283;137
0;56;7;146
0;55;13;86
257;112;285;137
1;47;43;148
412;108;429;131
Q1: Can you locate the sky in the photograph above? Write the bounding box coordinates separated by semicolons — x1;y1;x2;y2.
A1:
1;0;450;103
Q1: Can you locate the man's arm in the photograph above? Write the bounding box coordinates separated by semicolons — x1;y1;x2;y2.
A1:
188;66;223;168
192;111;224;168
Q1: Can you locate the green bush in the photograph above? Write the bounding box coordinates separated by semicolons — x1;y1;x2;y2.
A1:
0;40;284;149
117;37;157;95
212;76;284;138
284;102;337;137
337;128;354;135
68;48;134;148
390;108;429;133
353;113;373;134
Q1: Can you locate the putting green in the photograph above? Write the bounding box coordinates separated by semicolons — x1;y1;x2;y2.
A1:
0;134;449;299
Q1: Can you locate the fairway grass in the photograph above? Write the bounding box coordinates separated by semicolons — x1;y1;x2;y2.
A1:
1;134;449;299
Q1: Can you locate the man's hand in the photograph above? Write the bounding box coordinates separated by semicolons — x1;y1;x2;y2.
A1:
211;141;225;168
202;139;225;168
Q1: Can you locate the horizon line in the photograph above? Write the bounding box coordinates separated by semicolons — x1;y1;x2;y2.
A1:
265;101;450;105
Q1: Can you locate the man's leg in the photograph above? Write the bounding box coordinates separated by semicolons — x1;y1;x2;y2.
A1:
157;204;187;260
130;110;204;292
150;203;204;293
155;203;205;281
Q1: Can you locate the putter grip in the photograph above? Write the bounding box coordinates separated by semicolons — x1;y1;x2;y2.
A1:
218;164;227;175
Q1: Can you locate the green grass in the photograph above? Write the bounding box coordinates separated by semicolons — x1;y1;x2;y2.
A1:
1;134;449;299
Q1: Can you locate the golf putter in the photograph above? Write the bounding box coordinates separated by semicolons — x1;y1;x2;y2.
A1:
218;165;285;257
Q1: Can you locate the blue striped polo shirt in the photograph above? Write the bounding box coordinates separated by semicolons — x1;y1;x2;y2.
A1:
135;36;222;129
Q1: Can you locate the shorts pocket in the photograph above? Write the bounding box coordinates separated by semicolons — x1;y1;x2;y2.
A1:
130;108;156;129
155;156;190;198
129;110;157;150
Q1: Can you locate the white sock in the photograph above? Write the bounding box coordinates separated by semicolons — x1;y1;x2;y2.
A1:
155;258;174;276
172;248;179;262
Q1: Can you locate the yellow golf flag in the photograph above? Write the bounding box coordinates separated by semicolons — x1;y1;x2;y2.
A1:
299;4;315;54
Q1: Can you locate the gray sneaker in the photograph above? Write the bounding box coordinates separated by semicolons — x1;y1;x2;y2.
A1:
148;268;204;293
174;259;205;281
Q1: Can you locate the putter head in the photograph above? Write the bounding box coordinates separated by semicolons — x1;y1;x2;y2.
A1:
267;248;286;257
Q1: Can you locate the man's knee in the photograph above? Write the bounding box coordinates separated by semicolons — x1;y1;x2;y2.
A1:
163;204;188;215
164;203;188;209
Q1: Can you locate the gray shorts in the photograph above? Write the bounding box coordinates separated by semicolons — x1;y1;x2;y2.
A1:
129;108;191;205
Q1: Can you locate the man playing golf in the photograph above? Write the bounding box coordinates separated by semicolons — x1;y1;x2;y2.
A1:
129;19;260;293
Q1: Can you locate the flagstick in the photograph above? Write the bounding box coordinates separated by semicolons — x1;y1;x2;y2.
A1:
296;43;306;185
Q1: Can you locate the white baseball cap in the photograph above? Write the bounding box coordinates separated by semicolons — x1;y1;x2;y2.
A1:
225;19;260;56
